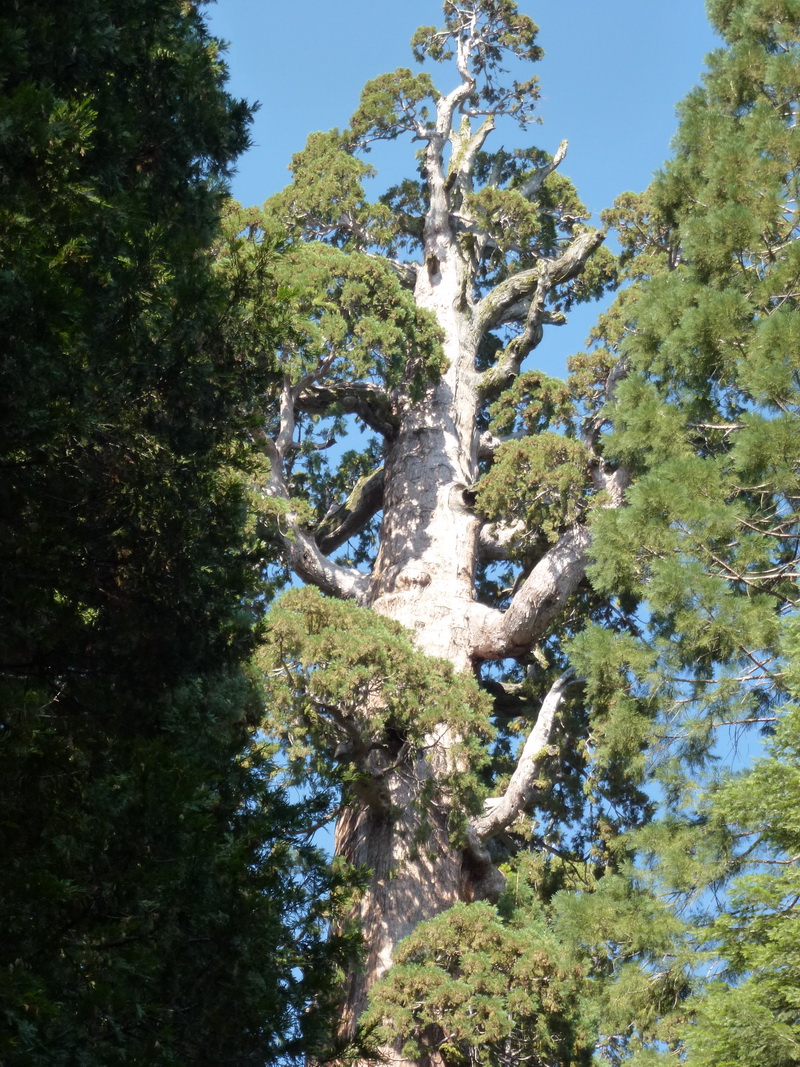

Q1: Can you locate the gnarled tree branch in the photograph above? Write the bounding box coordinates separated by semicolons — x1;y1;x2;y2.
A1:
478;518;526;561
316;465;385;554
468;524;591;660
296;381;399;439
476;265;552;398
261;394;370;603
472;228;605;341
470;668;577;841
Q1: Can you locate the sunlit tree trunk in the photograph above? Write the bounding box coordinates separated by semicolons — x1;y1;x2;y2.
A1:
257;4;625;1059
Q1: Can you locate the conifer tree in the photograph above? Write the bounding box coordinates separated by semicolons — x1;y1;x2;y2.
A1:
245;3;656;1061
566;0;800;1060
0;1;345;1061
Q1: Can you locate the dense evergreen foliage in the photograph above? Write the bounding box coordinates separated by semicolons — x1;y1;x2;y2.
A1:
569;0;800;1060
5;0;800;1062
244;1;638;1062
0;1;344;1061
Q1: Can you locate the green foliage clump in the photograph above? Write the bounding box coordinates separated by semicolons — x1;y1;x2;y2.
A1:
258;587;494;820
675;697;800;1066
478;434;591;544
553;873;690;1066
583;0;800;755
489;370;575;436
273;242;446;392
269;128;393;249
572;0;800;1060
363;898;592;1067
0;671;349;1065
349;68;439;143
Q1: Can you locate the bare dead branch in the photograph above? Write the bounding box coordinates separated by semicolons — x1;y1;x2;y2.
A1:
518;139;568;200
470;669;577;840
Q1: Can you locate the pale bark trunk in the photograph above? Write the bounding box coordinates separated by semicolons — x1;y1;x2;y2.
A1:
267;36;614;1060
370;254;481;667
333;769;462;1037
328;210;496;1062
325;144;613;1067
329;221;602;1067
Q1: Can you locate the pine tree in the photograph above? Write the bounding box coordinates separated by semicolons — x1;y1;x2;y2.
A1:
0;1;345;1061
566;0;800;1060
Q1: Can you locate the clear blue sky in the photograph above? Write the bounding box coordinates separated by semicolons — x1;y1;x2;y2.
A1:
206;0;719;368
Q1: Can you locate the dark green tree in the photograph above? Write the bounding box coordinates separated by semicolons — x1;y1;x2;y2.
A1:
0;1;345;1061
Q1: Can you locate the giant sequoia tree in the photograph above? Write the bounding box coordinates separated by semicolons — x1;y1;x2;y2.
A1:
252;2;639;1058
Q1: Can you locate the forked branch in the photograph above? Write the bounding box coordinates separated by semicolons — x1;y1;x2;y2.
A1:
473;228;605;342
262;436;370;603
469;524;592;659
260;376;370;603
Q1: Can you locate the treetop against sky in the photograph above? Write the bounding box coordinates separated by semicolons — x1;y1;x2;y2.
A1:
208;0;719;366
209;1;718;213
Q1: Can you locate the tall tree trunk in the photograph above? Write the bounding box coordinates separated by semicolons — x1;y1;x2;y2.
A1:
259;11;620;1058
371;252;481;665
327;223;614;1058
335;256;507;1048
